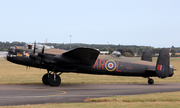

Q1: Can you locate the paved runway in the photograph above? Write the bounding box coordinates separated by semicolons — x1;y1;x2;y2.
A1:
1;83;180;106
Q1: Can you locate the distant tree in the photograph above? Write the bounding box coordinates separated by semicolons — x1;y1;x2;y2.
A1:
2;41;178;57
102;47;108;51
127;49;134;56
117;49;134;57
123;52;133;57
171;49;176;56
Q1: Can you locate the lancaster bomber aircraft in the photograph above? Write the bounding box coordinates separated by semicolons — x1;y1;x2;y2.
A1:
6;43;174;86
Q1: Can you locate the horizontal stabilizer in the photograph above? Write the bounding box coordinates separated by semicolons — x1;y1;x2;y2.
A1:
156;48;170;78
141;50;152;62
62;47;100;65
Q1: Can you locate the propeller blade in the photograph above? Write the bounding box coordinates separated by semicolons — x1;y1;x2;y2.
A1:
30;41;37;66
33;41;36;54
42;45;45;54
40;45;45;64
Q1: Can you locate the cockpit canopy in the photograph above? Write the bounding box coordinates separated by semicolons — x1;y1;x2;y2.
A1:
112;51;121;57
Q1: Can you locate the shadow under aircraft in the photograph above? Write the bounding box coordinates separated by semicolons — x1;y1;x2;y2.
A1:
6;43;174;86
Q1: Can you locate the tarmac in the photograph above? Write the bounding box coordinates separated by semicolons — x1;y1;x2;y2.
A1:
1;83;180;106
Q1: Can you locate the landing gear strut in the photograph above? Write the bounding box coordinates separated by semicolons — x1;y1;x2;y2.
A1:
42;70;62;86
148;78;154;85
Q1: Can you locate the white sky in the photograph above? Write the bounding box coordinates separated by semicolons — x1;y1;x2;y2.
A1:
0;0;180;47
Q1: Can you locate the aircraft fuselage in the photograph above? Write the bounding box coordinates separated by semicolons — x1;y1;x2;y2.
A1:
7;47;157;78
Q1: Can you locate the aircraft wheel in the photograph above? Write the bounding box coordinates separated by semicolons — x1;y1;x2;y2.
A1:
42;73;50;85
48;74;61;86
148;79;154;85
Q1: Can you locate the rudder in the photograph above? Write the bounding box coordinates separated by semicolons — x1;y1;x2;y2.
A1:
156;48;170;78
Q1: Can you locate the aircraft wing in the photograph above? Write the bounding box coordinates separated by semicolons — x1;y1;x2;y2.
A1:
62;47;100;65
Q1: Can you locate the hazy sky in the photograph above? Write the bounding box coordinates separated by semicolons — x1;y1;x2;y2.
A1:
0;0;180;47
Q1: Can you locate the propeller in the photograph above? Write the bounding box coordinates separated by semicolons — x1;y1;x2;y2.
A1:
40;45;45;64
38;44;57;64
33;41;36;54
30;42;56;65
29;41;37;65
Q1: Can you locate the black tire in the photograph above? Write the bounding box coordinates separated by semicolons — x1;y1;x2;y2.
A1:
148;79;154;85
48;75;61;86
42;74;50;85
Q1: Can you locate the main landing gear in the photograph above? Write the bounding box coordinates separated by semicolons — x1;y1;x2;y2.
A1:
42;70;62;86
148;78;154;85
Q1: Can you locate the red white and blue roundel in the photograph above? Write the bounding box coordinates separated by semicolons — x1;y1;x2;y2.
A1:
105;60;117;71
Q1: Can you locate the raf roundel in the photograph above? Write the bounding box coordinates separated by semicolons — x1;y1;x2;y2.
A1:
105;60;117;71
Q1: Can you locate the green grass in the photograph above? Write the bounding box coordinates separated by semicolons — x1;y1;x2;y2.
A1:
89;91;180;102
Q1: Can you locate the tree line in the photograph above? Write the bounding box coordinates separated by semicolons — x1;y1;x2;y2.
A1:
1;41;180;57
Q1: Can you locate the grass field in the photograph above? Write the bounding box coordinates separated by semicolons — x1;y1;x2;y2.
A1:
1;57;180;108
0;57;180;85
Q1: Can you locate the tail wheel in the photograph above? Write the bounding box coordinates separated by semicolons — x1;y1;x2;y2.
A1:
148;78;154;85
48;74;61;86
